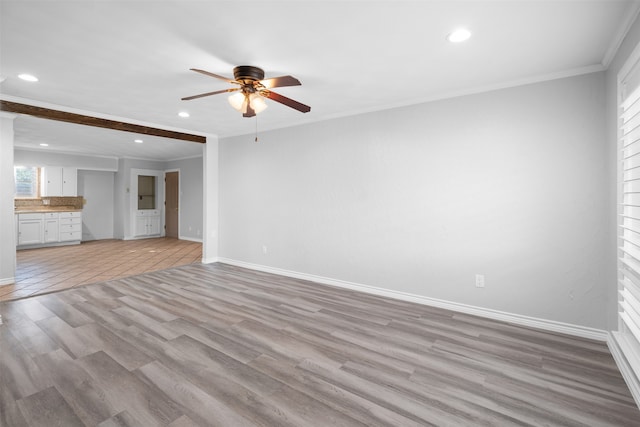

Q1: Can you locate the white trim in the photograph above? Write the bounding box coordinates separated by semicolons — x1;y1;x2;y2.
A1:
609;332;640;408
0;277;15;286
167;153;203;162
602;1;640;68
223;64;606;139
217;258;608;342
179;235;202;243
202;256;218;264
14;145;119;162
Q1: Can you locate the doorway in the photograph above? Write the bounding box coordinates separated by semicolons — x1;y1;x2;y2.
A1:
165;171;179;238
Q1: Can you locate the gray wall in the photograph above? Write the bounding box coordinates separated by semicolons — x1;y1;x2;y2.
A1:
77;170;115;240
166;156;203;241
605;14;640;329
220;71;608;330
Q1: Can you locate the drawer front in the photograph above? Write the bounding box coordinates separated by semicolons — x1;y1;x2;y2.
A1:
59;211;82;219
59;223;81;233
43;212;59;219
59;231;81;242
59;217;82;225
18;213;43;221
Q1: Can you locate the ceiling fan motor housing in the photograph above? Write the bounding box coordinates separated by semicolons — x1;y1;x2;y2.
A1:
233;66;265;83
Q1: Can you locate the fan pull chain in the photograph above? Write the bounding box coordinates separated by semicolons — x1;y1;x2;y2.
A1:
255;116;259;143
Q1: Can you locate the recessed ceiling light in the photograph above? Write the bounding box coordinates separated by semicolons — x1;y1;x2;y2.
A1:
178;111;190;118
447;28;471;43
39;143;49;147
18;73;38;82
134;139;143;143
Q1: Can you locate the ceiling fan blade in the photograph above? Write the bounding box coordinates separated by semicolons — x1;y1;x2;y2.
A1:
181;87;239;101
190;68;237;84
262;90;311;113
259;75;301;89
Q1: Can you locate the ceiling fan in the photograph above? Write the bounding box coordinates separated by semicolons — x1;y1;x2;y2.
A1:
182;66;311;118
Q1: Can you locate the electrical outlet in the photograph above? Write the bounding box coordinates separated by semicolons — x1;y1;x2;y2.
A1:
262;245;268;254
475;274;485;288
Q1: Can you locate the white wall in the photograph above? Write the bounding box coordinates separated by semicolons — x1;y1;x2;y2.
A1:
220;72;608;330
0;114;17;286
77;170;115;240
14;148;118;171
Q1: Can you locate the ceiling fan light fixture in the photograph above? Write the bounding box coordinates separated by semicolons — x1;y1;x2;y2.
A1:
228;92;268;115
228;92;247;112
249;94;268;114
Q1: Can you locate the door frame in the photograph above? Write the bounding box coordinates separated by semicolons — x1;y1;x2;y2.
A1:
164;168;180;239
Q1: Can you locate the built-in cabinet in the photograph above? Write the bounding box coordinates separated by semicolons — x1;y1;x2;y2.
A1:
41;167;78;197
129;168;164;240
16;211;82;248
135;210;161;237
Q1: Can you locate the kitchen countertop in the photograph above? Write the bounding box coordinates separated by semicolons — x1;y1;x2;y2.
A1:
15;207;83;213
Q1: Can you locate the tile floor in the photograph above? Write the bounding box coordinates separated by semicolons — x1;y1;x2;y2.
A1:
0;238;202;301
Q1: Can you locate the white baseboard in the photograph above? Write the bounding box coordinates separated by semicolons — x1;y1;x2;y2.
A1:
179;235;203;243
0;277;15;286
217;257;608;342
202;256;218;264
608;332;640;408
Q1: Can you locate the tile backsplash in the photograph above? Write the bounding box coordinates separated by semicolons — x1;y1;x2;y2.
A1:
15;196;84;210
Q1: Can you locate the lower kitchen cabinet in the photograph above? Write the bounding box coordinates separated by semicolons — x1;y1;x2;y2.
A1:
16;211;82;248
17;213;44;246
44;212;60;243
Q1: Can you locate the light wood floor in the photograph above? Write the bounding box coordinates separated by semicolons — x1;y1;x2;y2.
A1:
1;238;202;301
1;262;638;426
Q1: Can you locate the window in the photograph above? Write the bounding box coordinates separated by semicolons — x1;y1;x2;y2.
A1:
14;166;39;198
617;43;640;396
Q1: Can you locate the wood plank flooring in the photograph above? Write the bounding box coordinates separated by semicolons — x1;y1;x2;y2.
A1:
1;262;638;426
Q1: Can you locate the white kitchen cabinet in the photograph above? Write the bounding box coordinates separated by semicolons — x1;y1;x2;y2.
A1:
59;211;82;241
62;167;77;196
16;211;82;248
41;167;78;197
43;212;59;243
135;210;161;237
17;213;44;245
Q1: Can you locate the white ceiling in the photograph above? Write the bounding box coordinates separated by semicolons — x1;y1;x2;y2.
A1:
0;0;637;161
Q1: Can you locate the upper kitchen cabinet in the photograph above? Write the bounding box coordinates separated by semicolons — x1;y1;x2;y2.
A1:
41;166;77;197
